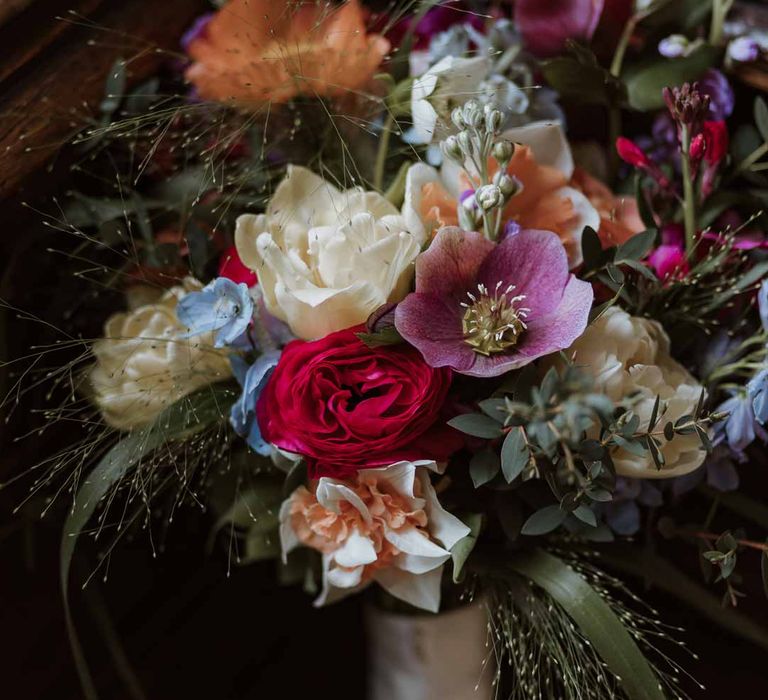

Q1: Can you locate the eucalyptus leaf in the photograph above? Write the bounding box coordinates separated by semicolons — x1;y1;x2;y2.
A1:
448;413;504;439
500;427;529;483
470;449;501;487
521;505;567;536
755;97;768;144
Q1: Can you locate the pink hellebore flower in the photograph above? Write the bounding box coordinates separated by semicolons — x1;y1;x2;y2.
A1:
515;0;605;58
394;227;593;377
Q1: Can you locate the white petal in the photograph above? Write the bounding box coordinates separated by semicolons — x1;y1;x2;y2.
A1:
384;525;449;559
393;551;449;575
334;529;378;568
314;553;369;607
315;479;372;524
402;162;442;241
359;461;418;502
373;565;444;613
556;185;601;268
416;470;471;551
278;497;300;563
502;120;573;179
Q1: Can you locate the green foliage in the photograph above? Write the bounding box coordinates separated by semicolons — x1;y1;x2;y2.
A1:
624;45;719;111
450;513;483;583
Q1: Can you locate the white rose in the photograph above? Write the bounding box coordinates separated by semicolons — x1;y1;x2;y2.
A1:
235;166;425;340
569;306;706;478
90;278;231;430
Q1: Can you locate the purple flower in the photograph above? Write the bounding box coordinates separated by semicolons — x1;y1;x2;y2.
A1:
672;445;739;496
698;69;735;121
394;227;593;377
748;368;768;425
727;36;760;63
181;13;213;52
514;0;605;58
604;479;662;536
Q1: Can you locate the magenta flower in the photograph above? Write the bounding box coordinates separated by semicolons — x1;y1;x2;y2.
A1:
514;0;604;58
394;227;593;377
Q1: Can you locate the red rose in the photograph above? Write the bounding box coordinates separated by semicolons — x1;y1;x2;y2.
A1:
256;327;460;478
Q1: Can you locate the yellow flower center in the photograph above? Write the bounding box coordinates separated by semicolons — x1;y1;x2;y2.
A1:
461;282;529;356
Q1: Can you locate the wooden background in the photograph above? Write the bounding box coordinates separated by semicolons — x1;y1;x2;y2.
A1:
0;1;766;698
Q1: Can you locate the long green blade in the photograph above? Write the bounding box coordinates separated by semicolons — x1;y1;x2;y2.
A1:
60;383;236;699
508;549;666;700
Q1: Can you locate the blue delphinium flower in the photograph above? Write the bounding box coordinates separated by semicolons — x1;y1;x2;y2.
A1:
604;479;662;536
748;367;768;425
230;352;281;455
177;277;253;348
757;280;768;331
714;393;756;453
673;445;739;496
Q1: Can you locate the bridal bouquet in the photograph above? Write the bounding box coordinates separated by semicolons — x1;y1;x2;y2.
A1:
10;0;768;698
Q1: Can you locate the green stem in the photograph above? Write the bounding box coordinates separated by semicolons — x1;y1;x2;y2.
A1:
609;15;637;78
734;142;768;177
679;124;697;257
709;0;735;46
373;112;395;192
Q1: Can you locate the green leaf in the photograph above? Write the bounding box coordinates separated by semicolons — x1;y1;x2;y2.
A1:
211;478;283;536
581;225;606;271
451;513;483;583
521;505;567;536
500;427;529;483
625;46;718;111
761;547;768;601
634;175;656;229
541;54;625;106
755;97;768;144
60;384;236;700
508;550;666;700
470;449;500;487
616;229;657;262
448;413;504;439
356;327;404;347
573;504;598;527
597;546;768;652
100;58;127;115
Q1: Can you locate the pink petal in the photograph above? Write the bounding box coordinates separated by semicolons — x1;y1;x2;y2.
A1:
415;227;495;298
478;229;570;318
515;0;605;58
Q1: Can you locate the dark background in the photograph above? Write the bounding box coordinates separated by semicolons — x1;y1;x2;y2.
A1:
0;1;766;698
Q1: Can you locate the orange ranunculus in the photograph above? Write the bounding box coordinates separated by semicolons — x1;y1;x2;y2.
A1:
185;0;390;106
571;167;645;248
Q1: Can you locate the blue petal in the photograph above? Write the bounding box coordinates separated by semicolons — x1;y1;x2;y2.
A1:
748;368;768;425
758;281;768;332
606;500;640;536
229;351;281;455
177;277;254;348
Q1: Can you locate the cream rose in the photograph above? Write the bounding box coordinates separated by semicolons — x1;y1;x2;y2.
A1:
90;278;232;430
235;166;425;340
569;306;706;478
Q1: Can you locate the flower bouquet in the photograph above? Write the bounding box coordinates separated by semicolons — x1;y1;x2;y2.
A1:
6;0;768;698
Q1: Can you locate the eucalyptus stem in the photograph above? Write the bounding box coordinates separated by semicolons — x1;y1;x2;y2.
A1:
373;112;396;192
609;15;637;78
679;124;698;256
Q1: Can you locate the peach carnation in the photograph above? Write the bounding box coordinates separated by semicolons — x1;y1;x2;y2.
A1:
185;0;390;106
280;460;470;612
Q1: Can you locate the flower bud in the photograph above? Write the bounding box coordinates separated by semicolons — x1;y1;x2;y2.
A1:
658;34;689;59
462;100;482;128
458;193;481;230
475;184;503;211
457;130;474;156
493;172;521;199
484;106;503;132
451;107;465;131
442;135;463;161
492;140;514;164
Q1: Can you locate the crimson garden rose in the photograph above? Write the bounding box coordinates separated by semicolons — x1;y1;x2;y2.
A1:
256;327;460;478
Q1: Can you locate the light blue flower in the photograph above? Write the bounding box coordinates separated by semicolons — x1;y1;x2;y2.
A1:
230;351;281;455
177;277;253;348
748;367;768;425
758;281;768;331
714;394;756;453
